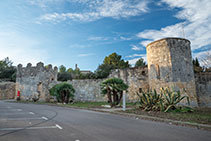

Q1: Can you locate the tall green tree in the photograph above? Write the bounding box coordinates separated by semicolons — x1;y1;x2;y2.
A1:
192;57;203;73
59;65;66;73
0;57;16;82
135;58;146;67
95;53;130;78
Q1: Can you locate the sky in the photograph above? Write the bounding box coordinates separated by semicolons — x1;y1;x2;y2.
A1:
0;0;210;71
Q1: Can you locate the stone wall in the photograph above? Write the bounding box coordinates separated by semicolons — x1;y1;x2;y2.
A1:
16;62;58;101
109;67;149;101
195;72;211;107
67;79;106;101
0;82;16;100
146;38;198;106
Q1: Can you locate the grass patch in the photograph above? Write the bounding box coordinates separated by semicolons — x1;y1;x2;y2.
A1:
125;108;211;125
67;101;108;108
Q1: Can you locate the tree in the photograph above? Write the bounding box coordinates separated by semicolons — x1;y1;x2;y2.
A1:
135;58;146;67
103;53;130;68
59;65;66;73
0;57;16;82
58;72;72;81
49;82;75;104
100;78;128;107
192;57;203;73
95;53;130;78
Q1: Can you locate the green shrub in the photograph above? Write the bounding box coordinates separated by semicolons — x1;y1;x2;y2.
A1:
49;82;75;103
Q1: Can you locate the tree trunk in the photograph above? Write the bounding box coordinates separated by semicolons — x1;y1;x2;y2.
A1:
107;88;112;107
112;89;117;107
117;91;123;105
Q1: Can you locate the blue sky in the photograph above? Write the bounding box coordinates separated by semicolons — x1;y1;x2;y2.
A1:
0;0;210;71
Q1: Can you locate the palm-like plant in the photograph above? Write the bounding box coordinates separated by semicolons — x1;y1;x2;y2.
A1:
100;78;128;107
49;82;75;104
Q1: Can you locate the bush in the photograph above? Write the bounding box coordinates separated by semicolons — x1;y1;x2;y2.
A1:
136;87;190;112
49;82;75;103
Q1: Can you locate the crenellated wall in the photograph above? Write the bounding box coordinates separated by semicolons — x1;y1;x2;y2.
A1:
13;38;211;107
16;62;58;101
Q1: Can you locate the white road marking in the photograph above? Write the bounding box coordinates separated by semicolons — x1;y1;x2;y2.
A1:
0;109;22;112
29;112;35;115
1;112;34;115
0;125;60;131
41;116;48;120
55;124;63;130
0;117;43;121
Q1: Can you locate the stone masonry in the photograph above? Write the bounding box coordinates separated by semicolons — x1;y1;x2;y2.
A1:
14;37;211;107
0;82;15;100
146;38;198;106
109;67;149;101
16;62;58;101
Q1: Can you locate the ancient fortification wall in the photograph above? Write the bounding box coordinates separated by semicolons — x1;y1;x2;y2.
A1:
195;72;211;107
0;82;15;100
146;38;198;106
16;62;58;101
109;67;149;101
14;37;211;107
67;79;106;101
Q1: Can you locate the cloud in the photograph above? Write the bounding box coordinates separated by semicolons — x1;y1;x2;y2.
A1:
69;44;91;48
193;50;211;67
126;54;144;58
126;53;147;65
131;45;144;51
120;36;132;41
88;36;108;41
0;31;49;66
39;0;149;22
78;53;94;57
137;0;211;51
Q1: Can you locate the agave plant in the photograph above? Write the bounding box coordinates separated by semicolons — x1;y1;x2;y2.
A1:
136;89;163;111
136;87;190;112
160;87;190;112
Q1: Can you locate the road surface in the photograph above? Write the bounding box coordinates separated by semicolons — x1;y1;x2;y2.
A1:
0;100;210;141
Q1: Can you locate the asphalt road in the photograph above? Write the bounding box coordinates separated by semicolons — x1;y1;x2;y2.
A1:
0;100;211;141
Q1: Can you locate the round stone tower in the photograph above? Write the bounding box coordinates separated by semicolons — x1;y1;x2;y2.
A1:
146;38;198;106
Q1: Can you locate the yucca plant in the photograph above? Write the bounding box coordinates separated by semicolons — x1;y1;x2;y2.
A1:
160;87;190;112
